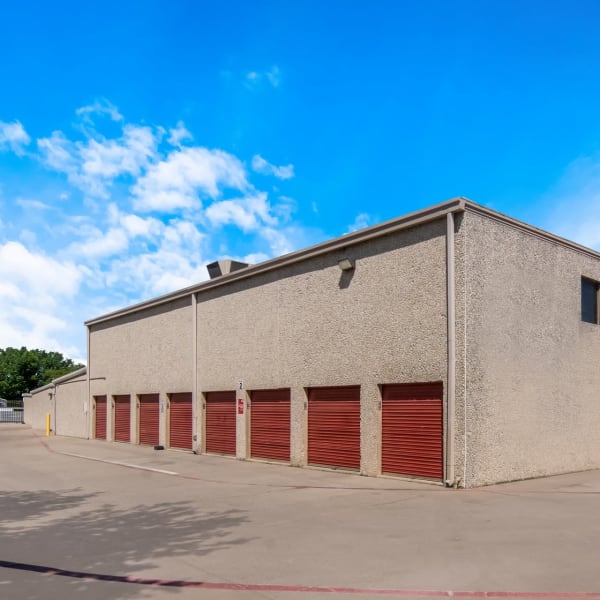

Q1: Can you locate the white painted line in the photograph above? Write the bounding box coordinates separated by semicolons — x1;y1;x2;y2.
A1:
59;451;179;475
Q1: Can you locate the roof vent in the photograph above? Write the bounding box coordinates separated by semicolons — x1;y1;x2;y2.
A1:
206;259;250;279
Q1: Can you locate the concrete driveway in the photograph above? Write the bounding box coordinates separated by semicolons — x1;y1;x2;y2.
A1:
1;424;600;600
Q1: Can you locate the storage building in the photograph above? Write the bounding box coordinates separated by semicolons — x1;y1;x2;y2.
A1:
53;198;600;487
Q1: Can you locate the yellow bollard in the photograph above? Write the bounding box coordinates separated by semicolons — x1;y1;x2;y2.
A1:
46;413;51;437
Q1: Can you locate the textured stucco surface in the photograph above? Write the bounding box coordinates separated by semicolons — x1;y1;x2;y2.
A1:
24;389;53;431
54;376;87;438
88;297;194;444
196;220;449;475
461;211;600;487
25;375;87;438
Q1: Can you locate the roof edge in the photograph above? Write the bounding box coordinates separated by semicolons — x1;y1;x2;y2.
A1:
52;367;87;385
28;367;87;395
29;383;54;395
86;197;466;326
463;201;600;260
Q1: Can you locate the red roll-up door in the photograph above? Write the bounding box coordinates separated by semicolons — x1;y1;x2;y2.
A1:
139;393;160;446
250;389;290;462
169;392;193;450
308;386;360;469
205;391;236;455
113;395;131;443
381;382;443;480
94;396;107;440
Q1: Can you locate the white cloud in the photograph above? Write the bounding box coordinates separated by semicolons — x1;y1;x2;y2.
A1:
76;99;123;123
243;252;270;264
168;121;193;146
206;193;277;232
68;227;129;259
251;154;294;179
346;213;372;233
0;241;81;301
120;213;162;238
38;123;159;199
0;100;307;358
245;71;260;86
16;198;52;211
260;226;296;256
0;120;31;155
132;146;248;211
0;242;83;356
104;219;207;297
265;66;281;87
273;195;297;222
244;65;281;89
37;131;80;180
80;124;157;179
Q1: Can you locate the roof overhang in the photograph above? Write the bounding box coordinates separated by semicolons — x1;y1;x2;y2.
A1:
86;196;467;326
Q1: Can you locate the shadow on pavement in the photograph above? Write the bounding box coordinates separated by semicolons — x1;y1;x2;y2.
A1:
0;489;251;599
0;488;97;525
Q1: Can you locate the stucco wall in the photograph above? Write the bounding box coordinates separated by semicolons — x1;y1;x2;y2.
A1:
88;296;194;444
54;375;88;438
462;211;600;487
24;387;53;431
196;219;449;475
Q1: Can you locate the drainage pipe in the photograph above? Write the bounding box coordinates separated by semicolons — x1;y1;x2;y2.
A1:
446;211;456;487
191;292;198;452
86;325;91;439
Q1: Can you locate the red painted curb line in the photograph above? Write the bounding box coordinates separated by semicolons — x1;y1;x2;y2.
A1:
1;560;599;598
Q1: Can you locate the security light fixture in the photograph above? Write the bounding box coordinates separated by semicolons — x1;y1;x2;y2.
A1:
338;258;355;271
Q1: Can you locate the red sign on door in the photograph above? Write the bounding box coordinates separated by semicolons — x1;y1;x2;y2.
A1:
237;398;244;414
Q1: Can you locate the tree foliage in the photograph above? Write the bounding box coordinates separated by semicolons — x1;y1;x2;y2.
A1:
0;347;84;405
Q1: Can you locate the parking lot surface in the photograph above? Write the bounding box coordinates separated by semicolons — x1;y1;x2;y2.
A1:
1;424;600;600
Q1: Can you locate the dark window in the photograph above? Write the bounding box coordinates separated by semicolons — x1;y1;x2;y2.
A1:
581;277;599;324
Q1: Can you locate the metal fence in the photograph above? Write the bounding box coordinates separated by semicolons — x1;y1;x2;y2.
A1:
0;408;24;424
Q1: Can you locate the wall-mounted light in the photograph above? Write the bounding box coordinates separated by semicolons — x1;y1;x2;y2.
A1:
337;258;355;271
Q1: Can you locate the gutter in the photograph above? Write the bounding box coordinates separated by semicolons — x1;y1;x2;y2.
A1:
86;197;467;326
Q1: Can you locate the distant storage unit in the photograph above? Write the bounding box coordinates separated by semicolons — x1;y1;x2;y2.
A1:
25;368;88;438
24;198;600;488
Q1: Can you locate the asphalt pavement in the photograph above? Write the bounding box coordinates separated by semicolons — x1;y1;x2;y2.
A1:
1;423;600;600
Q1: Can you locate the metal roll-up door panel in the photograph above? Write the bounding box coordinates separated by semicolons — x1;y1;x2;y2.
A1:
95;396;107;440
169;392;193;450
205;391;236;455
250;389;290;462
114;395;131;443
308;386;360;469
382;382;443;480
139;393;160;446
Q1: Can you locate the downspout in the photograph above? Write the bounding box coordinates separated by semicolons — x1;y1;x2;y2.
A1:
50;384;56;435
192;292;198;452
446;212;456;487
86;325;91;439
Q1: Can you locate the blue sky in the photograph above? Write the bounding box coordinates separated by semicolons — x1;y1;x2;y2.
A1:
1;1;600;361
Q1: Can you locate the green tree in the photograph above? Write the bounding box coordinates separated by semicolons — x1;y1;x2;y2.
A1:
0;347;84;406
